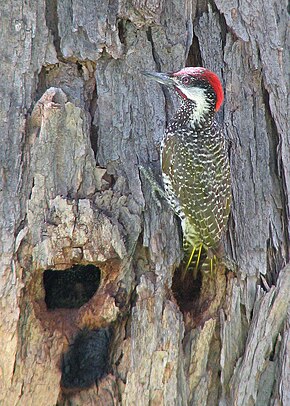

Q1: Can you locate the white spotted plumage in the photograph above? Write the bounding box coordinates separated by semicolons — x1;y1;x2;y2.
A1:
160;90;231;252
143;67;231;269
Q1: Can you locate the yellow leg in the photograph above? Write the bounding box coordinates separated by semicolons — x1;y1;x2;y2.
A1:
185;245;196;271
191;243;203;279
195;243;203;272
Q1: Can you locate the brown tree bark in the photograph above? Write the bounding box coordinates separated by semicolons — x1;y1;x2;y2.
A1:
0;1;289;405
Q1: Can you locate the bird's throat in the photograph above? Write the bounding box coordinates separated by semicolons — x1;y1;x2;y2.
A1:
173;98;215;130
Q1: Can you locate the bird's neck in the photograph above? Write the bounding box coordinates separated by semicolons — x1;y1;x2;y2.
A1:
171;98;216;131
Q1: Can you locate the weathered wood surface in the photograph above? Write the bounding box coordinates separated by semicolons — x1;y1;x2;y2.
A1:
0;0;289;405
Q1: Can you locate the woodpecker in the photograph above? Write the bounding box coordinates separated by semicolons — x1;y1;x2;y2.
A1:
143;67;231;273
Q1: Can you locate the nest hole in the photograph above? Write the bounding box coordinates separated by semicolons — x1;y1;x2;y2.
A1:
43;264;101;310
172;267;202;314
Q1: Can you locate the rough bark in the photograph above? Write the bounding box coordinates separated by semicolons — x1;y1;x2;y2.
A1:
0;0;289;405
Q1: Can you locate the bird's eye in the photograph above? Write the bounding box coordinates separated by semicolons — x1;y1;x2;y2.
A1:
181;76;191;85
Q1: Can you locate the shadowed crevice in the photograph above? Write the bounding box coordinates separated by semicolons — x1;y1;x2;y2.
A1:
185;32;202;67
45;0;62;59
89;81;99;158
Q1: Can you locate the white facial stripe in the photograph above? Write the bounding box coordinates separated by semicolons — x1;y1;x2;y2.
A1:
178;86;210;119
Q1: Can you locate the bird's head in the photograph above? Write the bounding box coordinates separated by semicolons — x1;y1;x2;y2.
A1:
142;67;224;112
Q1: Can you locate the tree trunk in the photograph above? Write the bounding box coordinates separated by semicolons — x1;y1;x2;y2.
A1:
0;1;289;405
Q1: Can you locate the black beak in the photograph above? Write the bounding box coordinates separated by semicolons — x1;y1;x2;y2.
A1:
141;71;174;87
